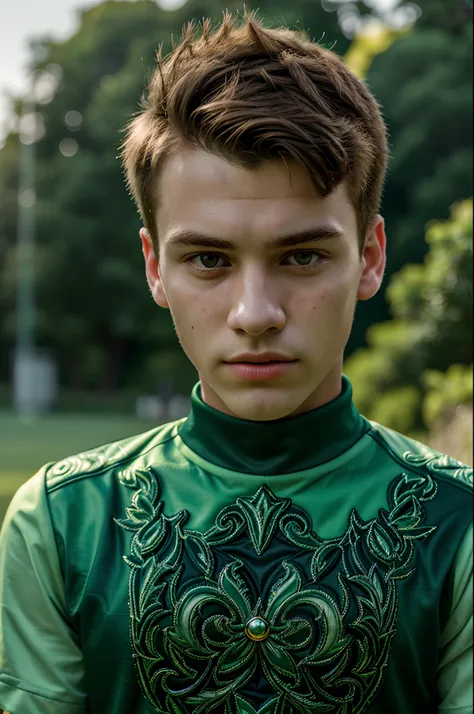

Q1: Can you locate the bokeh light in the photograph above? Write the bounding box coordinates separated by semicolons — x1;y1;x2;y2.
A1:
59;138;79;157
64;110;83;130
19;112;45;145
18;188;36;208
33;67;62;105
155;0;188;10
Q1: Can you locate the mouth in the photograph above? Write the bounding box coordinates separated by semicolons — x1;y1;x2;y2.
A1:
225;353;297;364
223;359;298;381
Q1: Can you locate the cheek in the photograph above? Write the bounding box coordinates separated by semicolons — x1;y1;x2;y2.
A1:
319;267;360;311
298;283;355;317
294;279;358;342
167;288;214;345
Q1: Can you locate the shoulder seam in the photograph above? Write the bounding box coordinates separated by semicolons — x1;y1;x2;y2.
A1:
46;426;180;493
367;427;473;495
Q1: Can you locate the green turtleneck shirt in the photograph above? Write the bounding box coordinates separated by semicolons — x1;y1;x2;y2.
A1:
0;377;472;714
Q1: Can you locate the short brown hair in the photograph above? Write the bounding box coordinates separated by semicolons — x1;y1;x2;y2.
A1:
122;11;388;251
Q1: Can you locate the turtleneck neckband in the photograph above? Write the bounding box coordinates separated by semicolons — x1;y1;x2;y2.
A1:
177;376;369;476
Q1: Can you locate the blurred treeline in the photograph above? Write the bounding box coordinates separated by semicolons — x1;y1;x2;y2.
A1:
0;0;472;444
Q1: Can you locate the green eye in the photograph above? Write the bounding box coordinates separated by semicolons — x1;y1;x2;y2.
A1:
199;254;220;269
291;251;318;266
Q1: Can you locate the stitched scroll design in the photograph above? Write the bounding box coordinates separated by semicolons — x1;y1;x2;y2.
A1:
402;449;473;487
116;471;437;714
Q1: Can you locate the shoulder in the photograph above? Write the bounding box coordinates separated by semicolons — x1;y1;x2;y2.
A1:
366;420;473;493
44;419;183;494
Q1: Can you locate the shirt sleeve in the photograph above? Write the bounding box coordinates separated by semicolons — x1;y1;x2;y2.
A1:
0;468;87;714
437;522;473;713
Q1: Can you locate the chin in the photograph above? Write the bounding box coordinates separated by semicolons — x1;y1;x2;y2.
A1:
225;388;308;422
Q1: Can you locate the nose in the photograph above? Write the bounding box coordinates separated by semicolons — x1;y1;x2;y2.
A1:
227;266;286;336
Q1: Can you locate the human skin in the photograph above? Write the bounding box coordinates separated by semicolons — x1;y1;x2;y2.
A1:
140;147;386;421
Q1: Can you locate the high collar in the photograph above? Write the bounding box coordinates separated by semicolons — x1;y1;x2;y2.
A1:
177;376;369;475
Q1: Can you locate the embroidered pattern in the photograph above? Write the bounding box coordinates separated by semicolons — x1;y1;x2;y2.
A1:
116;471;437;714
49;452;106;478
368;424;473;488
402;449;473;487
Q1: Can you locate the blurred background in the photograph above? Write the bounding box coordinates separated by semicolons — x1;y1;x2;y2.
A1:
0;0;472;522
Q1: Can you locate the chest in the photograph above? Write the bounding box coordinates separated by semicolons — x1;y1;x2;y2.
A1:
71;475;444;714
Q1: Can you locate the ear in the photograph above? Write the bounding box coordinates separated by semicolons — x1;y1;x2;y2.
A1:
139;227;169;309
357;215;386;301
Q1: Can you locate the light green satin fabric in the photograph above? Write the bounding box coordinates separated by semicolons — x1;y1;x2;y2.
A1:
437;524;473;712
0;471;87;713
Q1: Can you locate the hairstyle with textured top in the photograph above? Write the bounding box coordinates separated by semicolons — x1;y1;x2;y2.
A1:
122;10;388;252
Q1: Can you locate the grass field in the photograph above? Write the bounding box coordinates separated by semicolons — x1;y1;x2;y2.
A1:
0;410;158;525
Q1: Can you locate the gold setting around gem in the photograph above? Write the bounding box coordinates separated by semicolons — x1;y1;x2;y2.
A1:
244;617;270;642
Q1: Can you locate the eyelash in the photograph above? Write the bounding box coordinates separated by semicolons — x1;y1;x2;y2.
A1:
186;251;324;272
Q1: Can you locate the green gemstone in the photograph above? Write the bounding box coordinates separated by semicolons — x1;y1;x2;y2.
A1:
245;617;270;641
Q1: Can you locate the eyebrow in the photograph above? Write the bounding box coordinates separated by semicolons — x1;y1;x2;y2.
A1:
165;226;345;251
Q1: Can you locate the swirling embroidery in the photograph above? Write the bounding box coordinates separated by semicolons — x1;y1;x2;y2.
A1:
368;424;473;488
402;449;473;486
50;452;106;478
116;470;437;714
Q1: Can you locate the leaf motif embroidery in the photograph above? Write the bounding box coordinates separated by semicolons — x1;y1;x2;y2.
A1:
117;468;437;714
236;488;291;555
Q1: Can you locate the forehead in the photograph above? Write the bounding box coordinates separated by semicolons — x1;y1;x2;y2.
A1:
156;147;357;241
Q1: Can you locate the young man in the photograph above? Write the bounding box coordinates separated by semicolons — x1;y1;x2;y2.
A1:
0;12;472;714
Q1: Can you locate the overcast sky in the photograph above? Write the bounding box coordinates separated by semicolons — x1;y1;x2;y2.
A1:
0;0;186;144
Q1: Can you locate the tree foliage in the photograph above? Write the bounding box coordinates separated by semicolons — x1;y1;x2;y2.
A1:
345;199;473;433
347;0;472;349
423;364;473;429
0;134;20;382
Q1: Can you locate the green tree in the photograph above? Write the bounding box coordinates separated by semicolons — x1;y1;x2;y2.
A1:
345;199;473;433
415;0;472;33
239;0;350;53
0;133;21;382
0;1;184;392
348;0;472;350
423;364;473;429
321;0;472;35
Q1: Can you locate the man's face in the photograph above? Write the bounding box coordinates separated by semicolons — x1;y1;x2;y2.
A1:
142;147;385;421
